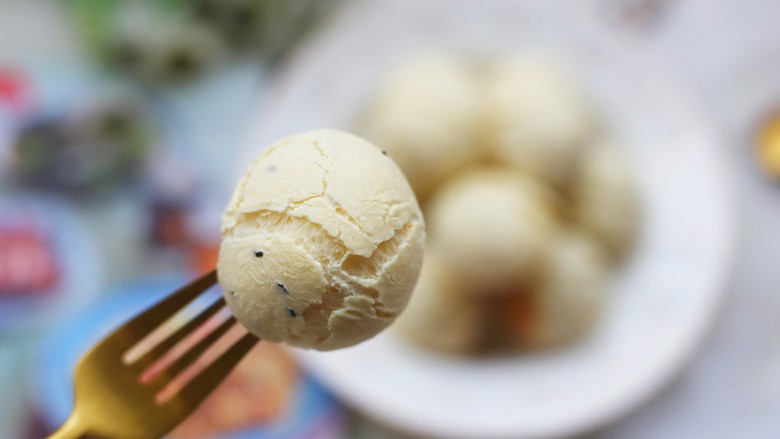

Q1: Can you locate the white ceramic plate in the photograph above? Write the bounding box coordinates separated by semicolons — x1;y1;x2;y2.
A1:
240;1;737;437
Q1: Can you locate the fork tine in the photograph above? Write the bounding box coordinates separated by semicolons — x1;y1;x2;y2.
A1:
101;270;218;350
165;333;259;409
146;316;237;390
130;298;227;370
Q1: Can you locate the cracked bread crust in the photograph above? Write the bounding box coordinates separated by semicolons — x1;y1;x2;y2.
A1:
218;129;426;351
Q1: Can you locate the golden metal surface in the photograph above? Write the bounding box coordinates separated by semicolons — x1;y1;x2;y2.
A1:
757;111;780;178
47;270;259;439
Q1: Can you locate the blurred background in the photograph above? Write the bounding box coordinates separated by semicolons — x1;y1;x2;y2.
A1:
1;0;779;438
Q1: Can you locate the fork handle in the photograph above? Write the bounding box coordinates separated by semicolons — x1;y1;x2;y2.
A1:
47;413;88;439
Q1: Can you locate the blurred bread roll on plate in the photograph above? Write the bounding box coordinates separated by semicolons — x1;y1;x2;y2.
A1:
361;53;482;200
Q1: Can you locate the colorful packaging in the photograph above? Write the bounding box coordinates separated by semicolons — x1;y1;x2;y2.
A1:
0;194;103;333
0;64;161;196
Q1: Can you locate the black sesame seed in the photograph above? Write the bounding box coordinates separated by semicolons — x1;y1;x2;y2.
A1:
230;290;236;296
254;250;264;258
285;306;297;317
381;150;388;155
276;283;289;295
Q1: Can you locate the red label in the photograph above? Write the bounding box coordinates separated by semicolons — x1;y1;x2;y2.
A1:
0;68;31;114
0;223;60;296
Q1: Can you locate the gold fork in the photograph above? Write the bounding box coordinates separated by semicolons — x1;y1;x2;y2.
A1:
47;270;259;439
